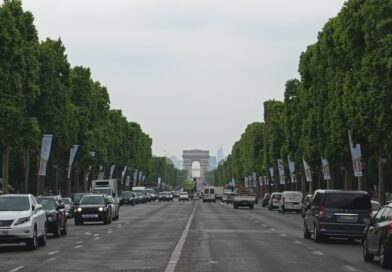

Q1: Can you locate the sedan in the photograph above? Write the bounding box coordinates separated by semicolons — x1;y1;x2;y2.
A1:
36;196;67;237
179;192;190;202
0;194;47;250
120;191;135;206
62;197;74;218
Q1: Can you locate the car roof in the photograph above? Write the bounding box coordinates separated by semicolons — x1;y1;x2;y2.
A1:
0;194;30;198
314;189;369;195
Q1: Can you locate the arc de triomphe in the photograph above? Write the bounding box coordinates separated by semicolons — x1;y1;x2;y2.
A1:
182;150;210;179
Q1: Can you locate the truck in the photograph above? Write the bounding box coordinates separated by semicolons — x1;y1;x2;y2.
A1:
214;186;224;200
92;179;120;220
233;188;256;209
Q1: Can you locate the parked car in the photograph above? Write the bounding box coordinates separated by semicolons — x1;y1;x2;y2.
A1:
301;194;313;218
0;194;47;249
363;203;392;268
159;192;172;202
74;194;112;225
261;194;271;207
304;190;372;242
279;191;303;214
268;192;282;210
62;197;74;218
371;200;381;217
120;191;135;205
179;192;190;202
36;196;67;237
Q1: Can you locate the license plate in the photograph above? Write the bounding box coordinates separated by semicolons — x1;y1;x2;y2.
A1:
82;214;98;218
1;230;8;235
337;215;357;222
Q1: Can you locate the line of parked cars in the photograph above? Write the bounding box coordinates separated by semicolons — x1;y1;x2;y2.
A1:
261;189;390;268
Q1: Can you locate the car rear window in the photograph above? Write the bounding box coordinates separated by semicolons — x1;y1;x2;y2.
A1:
210;189;215;194
324;193;370;209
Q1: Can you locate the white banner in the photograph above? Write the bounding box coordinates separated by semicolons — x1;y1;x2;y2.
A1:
252;172;257;182
303;159;312;182
67;145;79;179
232;178;235;188
133;170;138;182
138;171;143;182
126;176;130;187
269;167;274;178
348;133;363;177
38;134;53;176
121;166;127;179
321;157;331;180
158;177;161;187
109;165;115;179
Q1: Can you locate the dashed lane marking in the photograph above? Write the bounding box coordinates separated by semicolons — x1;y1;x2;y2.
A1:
294;240;303;245
270;228;276;231
311;251;324;256
261;224;267;227
85;232;92;235
48;250;59;255
94;237;100;240
8;266;24;272
342;265;356;272
279;233;287;237
44;258;56;263
76;241;83;244
74;245;83;249
93;234;100;237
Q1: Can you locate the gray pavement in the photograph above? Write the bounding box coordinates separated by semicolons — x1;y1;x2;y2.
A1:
0;200;387;272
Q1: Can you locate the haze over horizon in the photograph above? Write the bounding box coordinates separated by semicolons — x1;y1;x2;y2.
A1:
21;0;346;158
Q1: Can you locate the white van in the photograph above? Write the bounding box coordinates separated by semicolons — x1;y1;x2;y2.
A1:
203;186;216;203
279;191;303;214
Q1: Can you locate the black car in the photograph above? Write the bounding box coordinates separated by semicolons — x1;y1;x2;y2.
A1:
261;194;271;207
120;191;135;205
304;190;371;242
363;203;392;268
72;192;89;206
74;194;112;225
36;196;67;237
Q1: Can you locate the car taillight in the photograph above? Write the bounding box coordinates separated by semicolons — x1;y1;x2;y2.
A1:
319;204;325;220
388;221;392;232
368;208;373;218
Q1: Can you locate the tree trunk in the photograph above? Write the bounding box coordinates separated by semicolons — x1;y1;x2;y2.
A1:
378;144;386;205
54;166;59;195
83;171;88;192
23;149;30;193
2;147;10;194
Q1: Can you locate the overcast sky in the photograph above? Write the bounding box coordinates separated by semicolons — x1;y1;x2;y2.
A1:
22;0;345;159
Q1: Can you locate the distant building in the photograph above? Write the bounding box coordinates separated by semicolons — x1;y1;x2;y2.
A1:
208;156;217;171
217;148;225;164
170;156;183;170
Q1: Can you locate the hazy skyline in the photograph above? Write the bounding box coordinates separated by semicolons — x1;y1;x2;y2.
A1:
21;0;346;158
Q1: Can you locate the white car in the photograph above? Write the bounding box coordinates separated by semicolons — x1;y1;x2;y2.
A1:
0;194;47;250
278;191;303;213
179;192;190;201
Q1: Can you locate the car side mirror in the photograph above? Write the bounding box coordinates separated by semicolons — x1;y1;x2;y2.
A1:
35;204;43;211
58;204;65;209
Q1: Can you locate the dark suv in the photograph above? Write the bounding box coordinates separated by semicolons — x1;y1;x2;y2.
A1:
363;203;392;268
36;196;67;237
303;190;371;242
74;194;112;225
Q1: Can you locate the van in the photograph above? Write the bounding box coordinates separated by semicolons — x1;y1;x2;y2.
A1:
279;191;303;214
92;179;120;220
203;186;216;203
304;190;371;242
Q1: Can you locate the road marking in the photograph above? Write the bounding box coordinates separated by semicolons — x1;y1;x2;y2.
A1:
311;251;324;256
74;245;83;249
261;224;267;227
8;266;24;272
342;265;356;272
165;202;198;272
76;241;83;244
279;233;287;237
270;228;276;231
94;237;100;240
107;231;112;234
209;260;219;264
44;258;56;263
294;240;303;245
48;250;59;255
93;234;100;237
85;232;92;235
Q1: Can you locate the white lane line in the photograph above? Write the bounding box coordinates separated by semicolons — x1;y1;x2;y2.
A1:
85;232;92;235
76;241;83;244
294;240;303;245
8;266;24;272
165;202;198;272
93;234;100;237
311;251;324;256
279;233;287;237
342;265;356;272
107;231;113;234
94;237;100;240
44;258;56;263
261;224;267;227
74;245;83;249
270;228;276;231
48;250;59;255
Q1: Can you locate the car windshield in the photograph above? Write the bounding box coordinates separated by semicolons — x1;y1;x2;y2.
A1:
73;194;85;202
324;193;371;209
372;202;381;211
273;194;281;199
63;198;71;205
160;192;169;196
94;188;112;195
121;192;133;197
37;198;57;210
0;196;30;211
80;196;105;205
181;193;187;195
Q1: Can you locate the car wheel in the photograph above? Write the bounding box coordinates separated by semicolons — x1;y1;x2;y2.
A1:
313;225;323;243
303;222;311;239
282;207;285;214
38;225;47;247
54;222;61;237
363;239;374;262
27;227;38;250
61;222;67;236
380;241;392;268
